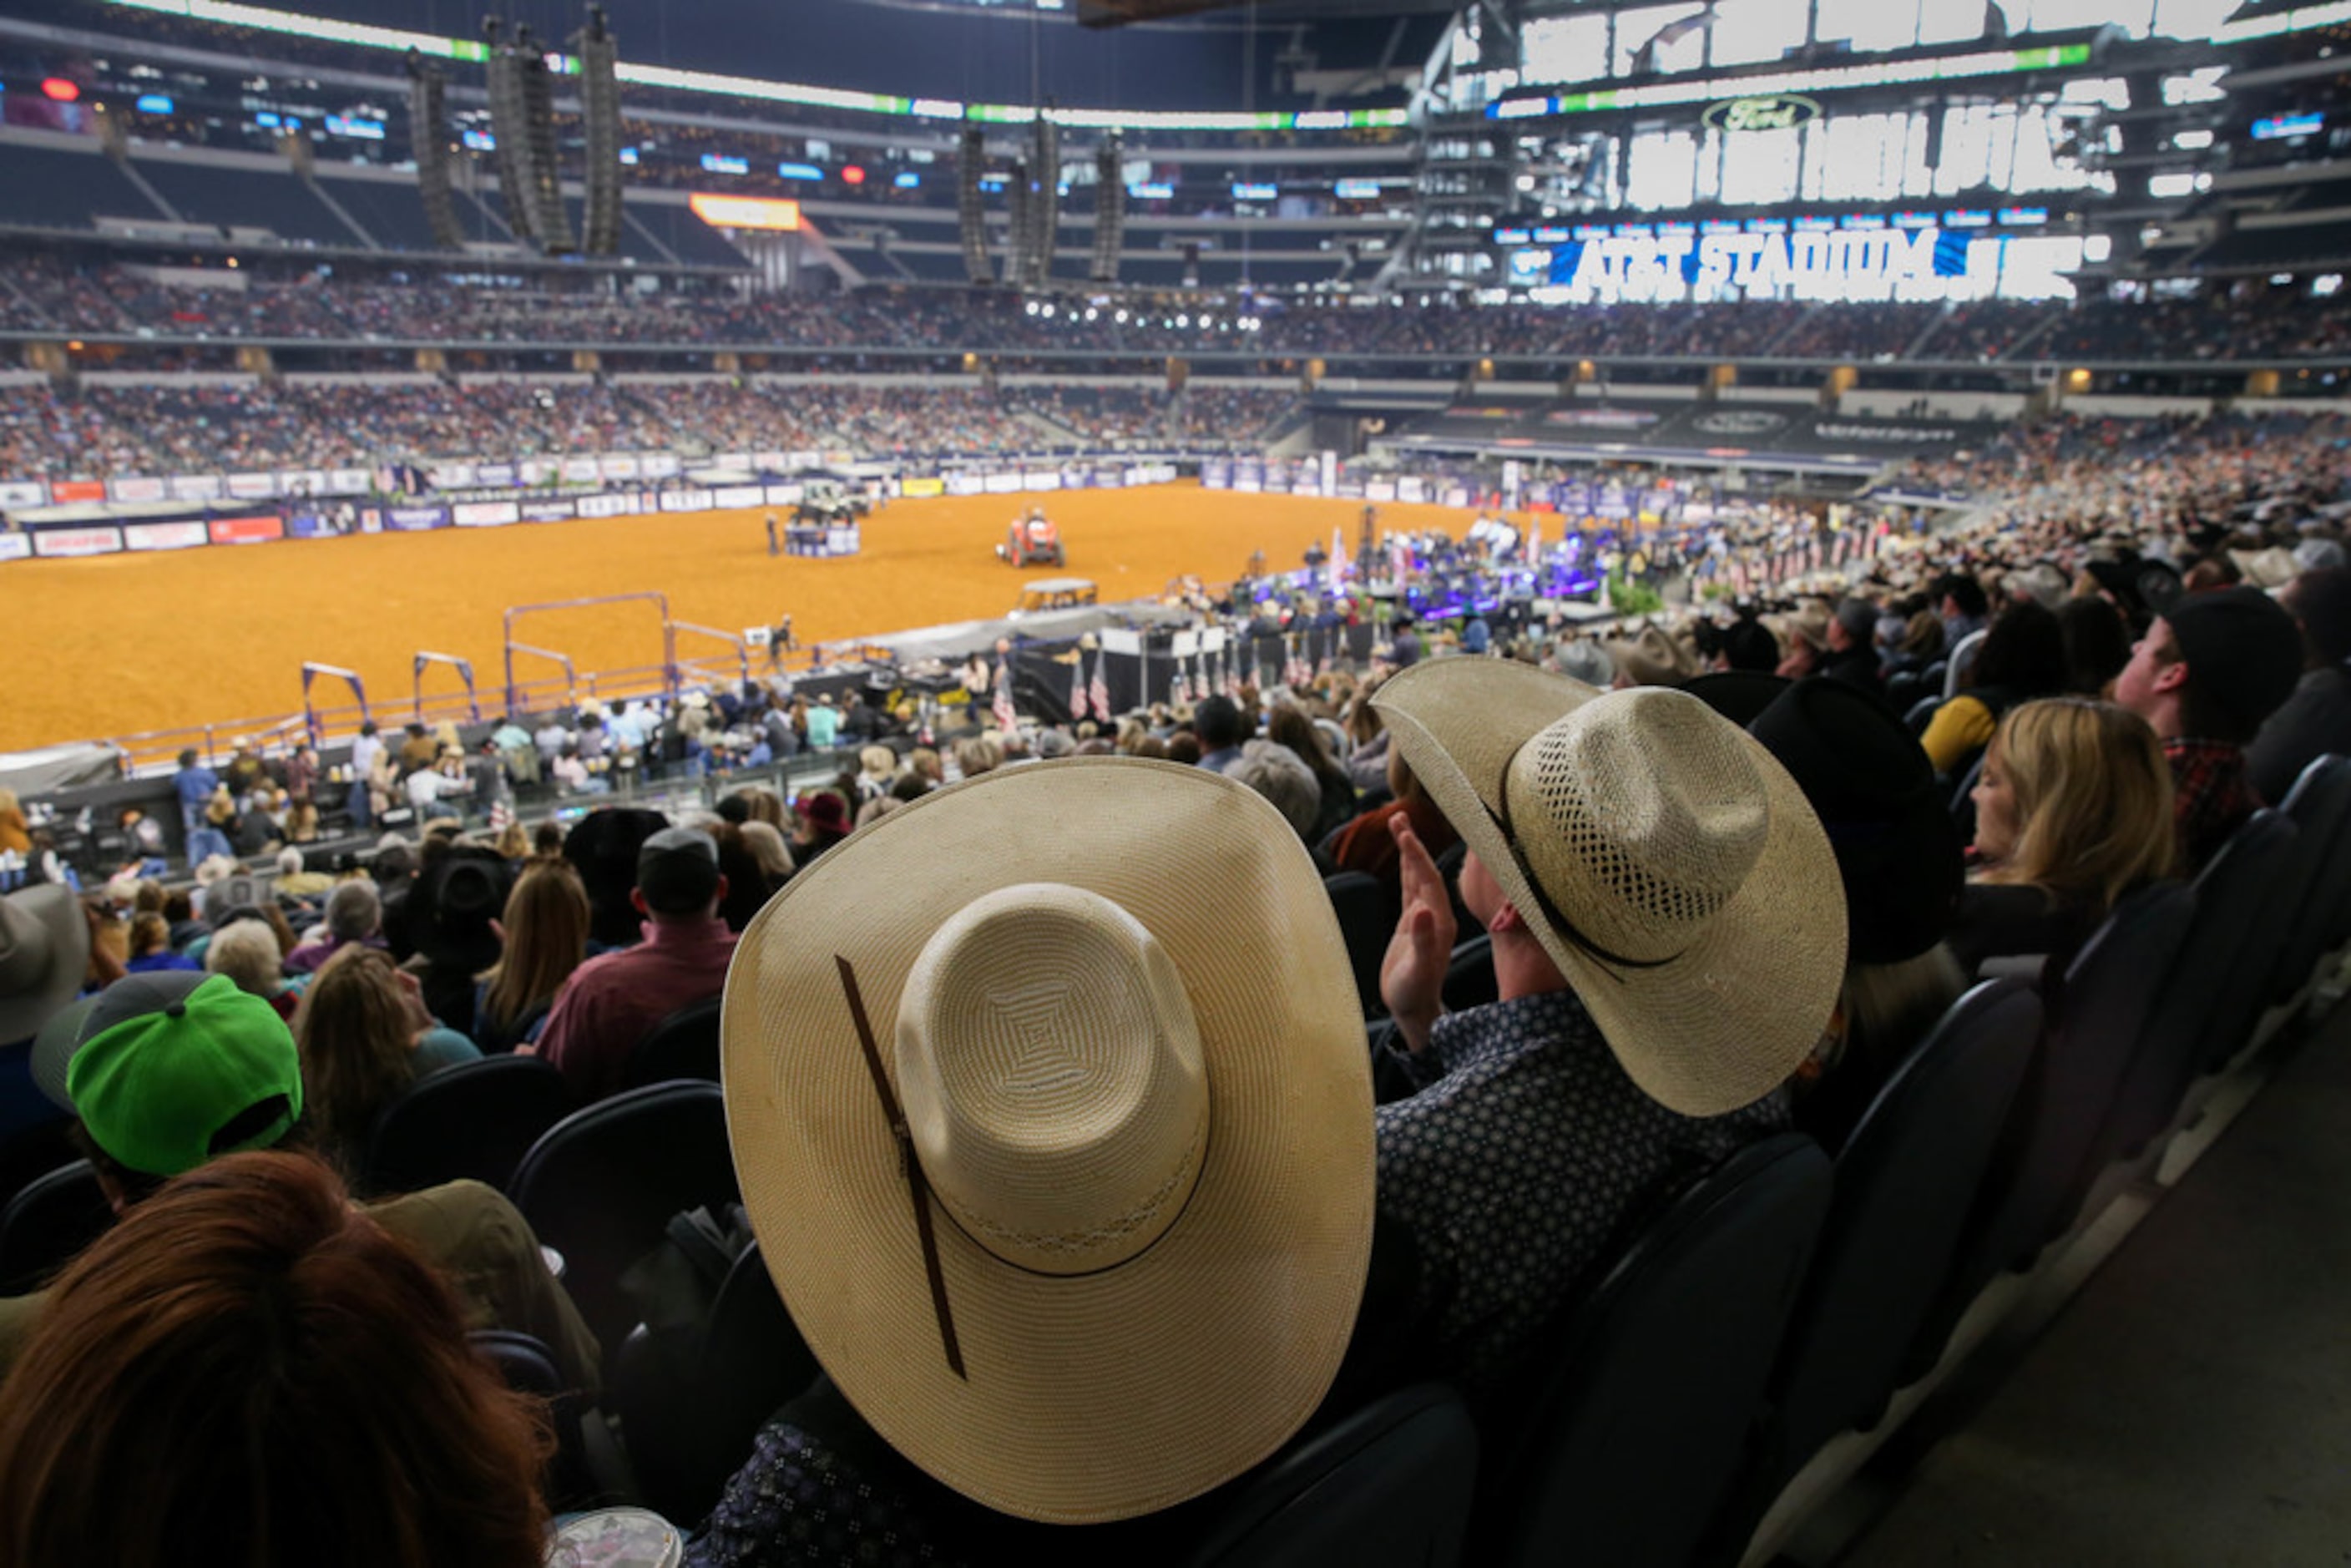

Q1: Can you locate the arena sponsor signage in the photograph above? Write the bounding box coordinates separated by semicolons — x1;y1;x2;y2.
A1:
210;515;285;544
1366;479;1397;503
33;526;124;557
278;469;331;497
110;476;169;503
1701;94;1820;134
1292;478;1322;497
0;534;29;562
713;485;767;508
1691;410;1788;438
1398;477;1428;503
1520;228;1974;305
1813;420;1965;444
0;481;49;508
284;512;336;539
226;473;279;499
561;457;602;483
764;483;806;505
473;463;518;488
453;500;522;528
520;499;577;524
574;493;637;519
326;468;372;495
169;475;225;503
385;505;452;531
658;489;716;513
642;454;683;480
944;473;983;498
1548;407;1661;429
518;459;558;488
427;464;478;491
599;455;642;481
901;477;947;498
1022;471;1064;492
983;473;1024;495
124;521;211;552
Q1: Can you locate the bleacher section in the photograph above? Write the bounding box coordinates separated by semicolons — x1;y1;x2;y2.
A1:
0;140;164;231
134;160;363;247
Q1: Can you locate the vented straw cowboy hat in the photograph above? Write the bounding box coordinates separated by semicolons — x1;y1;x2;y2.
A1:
1373;661;1846;1117
721;758;1373;1525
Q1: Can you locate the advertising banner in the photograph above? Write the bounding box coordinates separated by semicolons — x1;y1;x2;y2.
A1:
453;501;521;528
124;521;210;551
1201;461;1232;489
33;526;124;557
763;483;806;506
49;480;107;505
901;477;946;498
385;505;451;532
983;472;1023;495
657;489;715;513
520;499;577;524
599;455;641;480
0;534;30;562
210;515;285;544
1397;477;1426;503
518;459;558;488
110;477;169;504
1020;470;1063;492
944;473;983;498
0;481;48;509
427;463;478;491
473;463;516;488
165;475;222;502
713;485;766;509
561;456;602;483
277;469;329;497
574;493;635;519
641;454;683;480
226;473;279;500
324;468;372;495
1367;479;1397;503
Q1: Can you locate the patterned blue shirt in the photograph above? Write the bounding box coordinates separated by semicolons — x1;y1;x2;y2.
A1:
1374;989;1789;1387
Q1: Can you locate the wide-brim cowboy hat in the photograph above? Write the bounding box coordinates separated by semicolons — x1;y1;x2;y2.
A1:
407;847;515;974
721;758;1373;1525
1373;660;1845;1117
0;885;91;1045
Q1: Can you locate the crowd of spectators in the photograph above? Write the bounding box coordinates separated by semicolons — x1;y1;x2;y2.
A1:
11;246;2351;365
5;383;2351;1562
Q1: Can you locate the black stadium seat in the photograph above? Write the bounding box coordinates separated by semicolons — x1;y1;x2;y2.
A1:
2264;756;2351;1010
509;1081;741;1354
363;1054;576;1196
622;994;725;1090
0;1160;114;1295
1323;871;1401;1019
1480;1133;1833;1568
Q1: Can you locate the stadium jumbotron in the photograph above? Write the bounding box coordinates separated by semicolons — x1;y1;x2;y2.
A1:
3;0;2351;1561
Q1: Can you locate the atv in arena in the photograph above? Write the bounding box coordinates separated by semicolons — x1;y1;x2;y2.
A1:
997;508;1065;568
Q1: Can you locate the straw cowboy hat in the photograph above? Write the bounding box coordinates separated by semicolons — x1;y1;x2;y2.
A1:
1603;623;1698;687
721;758;1373;1525
0;885;90;1044
1373;661;1846;1117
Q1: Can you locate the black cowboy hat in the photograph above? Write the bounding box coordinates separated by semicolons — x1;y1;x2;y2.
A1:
407;847;515;975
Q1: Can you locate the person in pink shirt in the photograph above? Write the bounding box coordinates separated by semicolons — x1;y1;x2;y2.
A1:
530;827;736;1102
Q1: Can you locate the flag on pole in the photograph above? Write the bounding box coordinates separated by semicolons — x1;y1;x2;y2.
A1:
1090;653;1110;724
1068;655;1087;721
992;660;1018;733
1171;665;1190;706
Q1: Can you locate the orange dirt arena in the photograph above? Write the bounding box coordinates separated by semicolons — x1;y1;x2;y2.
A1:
0;483;1510;752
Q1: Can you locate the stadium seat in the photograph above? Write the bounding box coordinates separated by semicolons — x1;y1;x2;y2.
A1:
1478;1133;1833;1568
362;1054;575;1196
2096;810;2298;1166
1909;882;2196;1376
1323;872;1401;1020
509;1081;741;1353
614;1241;822;1525
2263;756;2351;1010
1721;981;2040;1538
621;994;725;1090
1902;694;1940;736
0;1160;113;1295
470;1329;612;1510
1172;1383;1479;1566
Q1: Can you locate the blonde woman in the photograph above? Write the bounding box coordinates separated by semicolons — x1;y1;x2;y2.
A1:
473;860;591;1055
1951;697;2177;977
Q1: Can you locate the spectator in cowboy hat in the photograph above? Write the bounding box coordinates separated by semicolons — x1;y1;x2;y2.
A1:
701;757;1371;1545
560;807;670;950
1370;660;1845;1384
404;847;515;1038
0;885;97;1151
1602;623;1696;688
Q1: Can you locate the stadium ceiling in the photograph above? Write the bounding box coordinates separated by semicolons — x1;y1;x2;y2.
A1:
1071;0;1460;22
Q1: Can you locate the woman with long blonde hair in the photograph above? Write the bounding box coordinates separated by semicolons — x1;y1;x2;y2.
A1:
472;859;591;1054
1951;697;2177;976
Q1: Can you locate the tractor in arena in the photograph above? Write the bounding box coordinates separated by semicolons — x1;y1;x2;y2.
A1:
998;507;1065;569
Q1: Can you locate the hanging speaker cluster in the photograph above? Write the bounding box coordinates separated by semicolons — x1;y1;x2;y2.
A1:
576;7;624;256
1091;135;1123;284
1025;114;1059;288
406;54;465;250
959;127;993;284
483;18;573;255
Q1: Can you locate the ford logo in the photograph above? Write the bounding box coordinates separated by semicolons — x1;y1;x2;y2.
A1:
1701;94;1821;134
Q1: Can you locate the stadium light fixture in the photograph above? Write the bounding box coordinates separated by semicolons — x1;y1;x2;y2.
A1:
685;192;802;230
42;78;79;101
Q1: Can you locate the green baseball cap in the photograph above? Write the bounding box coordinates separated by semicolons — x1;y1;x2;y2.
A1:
34;972;304;1178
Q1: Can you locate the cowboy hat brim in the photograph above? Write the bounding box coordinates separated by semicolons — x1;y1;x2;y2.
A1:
1;885;91;1048
721;758;1373;1525
1373;660;1846;1118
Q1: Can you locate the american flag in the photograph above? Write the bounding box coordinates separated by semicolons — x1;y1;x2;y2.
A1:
1170;665;1190;705
1068;656;1087;721
992;660;1018;733
1090;653;1110;723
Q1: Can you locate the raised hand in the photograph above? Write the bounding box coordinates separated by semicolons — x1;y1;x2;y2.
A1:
1381;814;1455;1054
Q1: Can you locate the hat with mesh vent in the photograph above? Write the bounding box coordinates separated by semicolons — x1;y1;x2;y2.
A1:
722;758;1373;1525
1373;660;1846;1117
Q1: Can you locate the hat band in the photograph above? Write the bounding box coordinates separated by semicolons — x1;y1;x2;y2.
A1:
837;955;967;1382
1487;783;1685;982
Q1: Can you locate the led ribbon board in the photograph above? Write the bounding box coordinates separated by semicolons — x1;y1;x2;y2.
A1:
1488;43;2095;119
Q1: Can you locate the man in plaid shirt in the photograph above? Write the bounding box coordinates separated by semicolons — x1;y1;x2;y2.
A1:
2115;586;2305;873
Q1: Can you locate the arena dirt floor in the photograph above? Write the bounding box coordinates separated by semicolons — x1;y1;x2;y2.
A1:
2;482;1521;752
